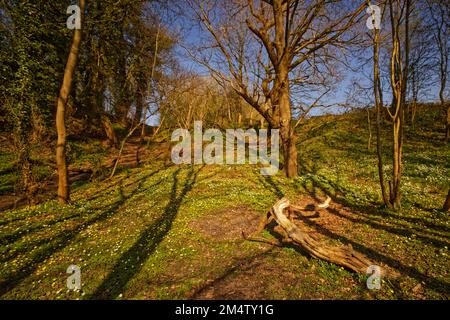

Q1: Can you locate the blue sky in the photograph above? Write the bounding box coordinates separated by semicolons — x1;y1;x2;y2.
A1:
168;1;372;119
147;0;445;125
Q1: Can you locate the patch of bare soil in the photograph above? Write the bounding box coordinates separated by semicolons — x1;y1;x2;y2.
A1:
190;205;261;240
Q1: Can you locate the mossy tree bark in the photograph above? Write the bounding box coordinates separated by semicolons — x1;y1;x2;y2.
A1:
56;0;85;204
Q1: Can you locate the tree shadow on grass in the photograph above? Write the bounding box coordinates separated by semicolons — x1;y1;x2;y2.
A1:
0;172;160;297
326;205;450;248
300;215;450;296
297;143;449;234
258;175;284;198
301;177;450;295
0;167;162;235
81;167;165;204
301;174;450;247
257;169;450;297
189;248;276;299
0;171;168;267
89;166;202;299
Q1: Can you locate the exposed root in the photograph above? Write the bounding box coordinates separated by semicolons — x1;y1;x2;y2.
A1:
243;197;375;274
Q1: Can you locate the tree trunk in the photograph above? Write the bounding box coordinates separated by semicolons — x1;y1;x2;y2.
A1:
134;94;144;127
113;69;131;127
446;105;450;142
390;114;403;209
55;0;85;204
411;99;417;130
383;0;409;210
443;189;450;212
371;14;390;207
141;24;160;139
439;50;448;142
280;128;298;178
367;108;372;150
278;68;297;178
101;114;117;148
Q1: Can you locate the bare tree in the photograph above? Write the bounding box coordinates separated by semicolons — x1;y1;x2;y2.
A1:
369;0;411;209
185;0;365;177
407;1;435;128
426;0;449;141
368;0;390;206
56;0;86;204
387;0;410;209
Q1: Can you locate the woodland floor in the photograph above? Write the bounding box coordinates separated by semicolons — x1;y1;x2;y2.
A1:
0;136;156;212
0;107;449;300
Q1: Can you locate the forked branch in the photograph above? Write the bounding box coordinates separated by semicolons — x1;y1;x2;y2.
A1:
244;197;374;274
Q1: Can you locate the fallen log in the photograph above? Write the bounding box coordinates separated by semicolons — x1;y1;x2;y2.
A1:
244;197;375;274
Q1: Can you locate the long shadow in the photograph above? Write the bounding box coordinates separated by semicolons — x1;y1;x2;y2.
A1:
326;206;450;249
0;211;84;246
299;214;450;296
90;166;201;299
0;167;162;229
0;174;168;266
0;174;152;296
306;175;450;246
257;175;284;199
297;166;450;236
82;167;164;204
258;163;449;296
358;201;450;236
189;248;276;299
297;134;450;234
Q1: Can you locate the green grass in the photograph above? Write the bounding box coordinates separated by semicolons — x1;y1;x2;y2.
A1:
67;139;107;167
297;105;449;211
0;104;448;300
0;138;108;197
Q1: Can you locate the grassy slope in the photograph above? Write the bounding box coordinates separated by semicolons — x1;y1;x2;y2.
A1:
0;105;449;300
0;138;108;197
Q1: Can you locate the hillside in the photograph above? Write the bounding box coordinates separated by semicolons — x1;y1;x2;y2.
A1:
0;105;449;299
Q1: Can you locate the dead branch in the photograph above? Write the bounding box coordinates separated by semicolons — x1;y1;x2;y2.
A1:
244;197;374;274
